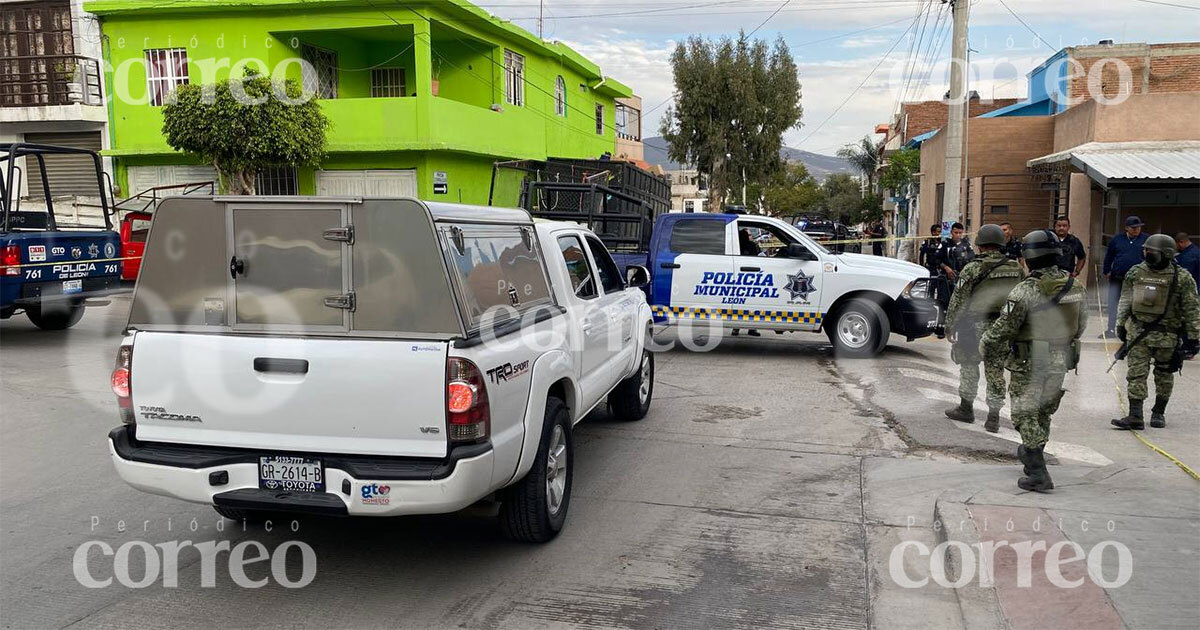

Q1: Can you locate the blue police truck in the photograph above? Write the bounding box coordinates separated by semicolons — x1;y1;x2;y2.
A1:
1;143;123;329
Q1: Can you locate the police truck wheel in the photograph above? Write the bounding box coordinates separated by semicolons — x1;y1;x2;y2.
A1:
827;298;889;358
26;302;85;330
499;397;573;543
608;349;654;420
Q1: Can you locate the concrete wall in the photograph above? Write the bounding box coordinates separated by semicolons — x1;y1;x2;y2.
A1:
1053;92;1200;151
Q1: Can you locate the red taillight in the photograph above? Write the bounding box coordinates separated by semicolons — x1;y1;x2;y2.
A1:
2;245;20;276
446;357;489;443
112;344;134;424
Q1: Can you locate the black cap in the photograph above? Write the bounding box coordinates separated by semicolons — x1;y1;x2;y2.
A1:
1125;216;1144;227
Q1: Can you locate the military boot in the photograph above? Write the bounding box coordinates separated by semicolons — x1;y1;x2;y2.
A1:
1150;397;1168;428
1017;444;1032;475
1111;398;1145;430
944;399;975;423
1017;446;1054;492
984;408;1001;433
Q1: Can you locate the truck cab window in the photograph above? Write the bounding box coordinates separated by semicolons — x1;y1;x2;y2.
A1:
668;218;726;255
585;235;624;294
738;221;802;258
558;235;598;299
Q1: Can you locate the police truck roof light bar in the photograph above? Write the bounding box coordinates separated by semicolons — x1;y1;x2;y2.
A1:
446;357;489;443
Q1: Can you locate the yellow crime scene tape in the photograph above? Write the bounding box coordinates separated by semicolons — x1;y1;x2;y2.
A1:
1094;263;1199;481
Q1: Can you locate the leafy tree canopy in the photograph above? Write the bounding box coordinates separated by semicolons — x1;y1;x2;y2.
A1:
660;32;802;209
162;68;329;194
879;147;920;193
760;162;822;217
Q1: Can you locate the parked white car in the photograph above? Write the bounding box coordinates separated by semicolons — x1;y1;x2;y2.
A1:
108;197;655;542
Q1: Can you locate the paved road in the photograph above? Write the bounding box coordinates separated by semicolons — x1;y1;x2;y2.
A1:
1;299;1196;629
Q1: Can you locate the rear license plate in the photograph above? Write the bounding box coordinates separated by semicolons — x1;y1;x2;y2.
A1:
258;456;324;493
62;280;82;294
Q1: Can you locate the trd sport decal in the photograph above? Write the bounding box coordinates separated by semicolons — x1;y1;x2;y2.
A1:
487;360;530;384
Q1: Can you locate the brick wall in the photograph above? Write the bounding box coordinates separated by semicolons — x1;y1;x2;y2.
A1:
1067;42;1200;106
897;98;1020;143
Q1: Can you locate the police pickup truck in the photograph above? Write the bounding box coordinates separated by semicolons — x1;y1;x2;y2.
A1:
1;144;123;329
609;212;942;357
107;196;654;543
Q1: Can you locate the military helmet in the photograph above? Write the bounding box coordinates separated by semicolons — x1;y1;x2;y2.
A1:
1144;233;1177;258
1021;229;1060;269
975;224;1006;248
1144;233;1176;270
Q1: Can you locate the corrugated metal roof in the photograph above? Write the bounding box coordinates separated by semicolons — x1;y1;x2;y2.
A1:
905;128;939;149
1074;148;1200;182
1027;141;1200;186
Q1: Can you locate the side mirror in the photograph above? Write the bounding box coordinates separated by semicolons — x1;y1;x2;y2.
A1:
785;244;818;261
626;265;650;288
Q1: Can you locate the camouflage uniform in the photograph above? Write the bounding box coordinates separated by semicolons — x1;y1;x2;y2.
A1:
945;251;1023;408
1117;262;1200;400
980;267;1087;449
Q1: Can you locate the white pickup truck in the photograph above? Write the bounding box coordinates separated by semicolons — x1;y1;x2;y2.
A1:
107;197;655;543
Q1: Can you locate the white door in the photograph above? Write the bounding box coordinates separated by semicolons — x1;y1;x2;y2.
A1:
652;215;734;319
732;217;824;330
583;234;638;388
315;169;417;197
554;233;614;412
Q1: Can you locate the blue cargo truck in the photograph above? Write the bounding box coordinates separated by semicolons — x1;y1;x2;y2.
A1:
1;144;124;329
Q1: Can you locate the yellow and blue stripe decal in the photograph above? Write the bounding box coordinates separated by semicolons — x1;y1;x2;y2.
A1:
651;305;822;325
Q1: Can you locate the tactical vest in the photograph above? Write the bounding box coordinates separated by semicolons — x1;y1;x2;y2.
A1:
1015;273;1082;344
1130;266;1175;320
965;259;1023;315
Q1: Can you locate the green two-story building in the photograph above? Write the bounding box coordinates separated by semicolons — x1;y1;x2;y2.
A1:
84;0;635;202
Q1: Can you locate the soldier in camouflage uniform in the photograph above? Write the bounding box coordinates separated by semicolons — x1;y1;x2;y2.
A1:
1111;234;1200;430
981;230;1087;492
944;224;1024;432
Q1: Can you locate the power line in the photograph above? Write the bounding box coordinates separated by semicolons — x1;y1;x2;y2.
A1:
995;0;1056;50
746;0;792;37
797;10;923;147
1129;0;1200;9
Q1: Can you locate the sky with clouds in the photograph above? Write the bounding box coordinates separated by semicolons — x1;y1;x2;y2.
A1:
476;0;1200;157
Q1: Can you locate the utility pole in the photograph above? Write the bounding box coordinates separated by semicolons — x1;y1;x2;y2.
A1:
940;0;970;224
537;0;544;38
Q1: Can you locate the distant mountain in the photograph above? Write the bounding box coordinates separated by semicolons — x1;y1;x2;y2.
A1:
642;136;854;181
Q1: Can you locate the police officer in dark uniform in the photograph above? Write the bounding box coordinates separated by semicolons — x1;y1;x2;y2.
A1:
919;223;948;305
1053;216;1086;276
939;222;975;298
1000;222;1022;260
1101;216;1148;336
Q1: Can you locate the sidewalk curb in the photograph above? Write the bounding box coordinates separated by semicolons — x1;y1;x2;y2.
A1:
933;492;1009;630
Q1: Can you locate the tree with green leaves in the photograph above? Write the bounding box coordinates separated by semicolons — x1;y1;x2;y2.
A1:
659;32;802;209
879;147;920;194
760;162;822;217
837;136;882;193
819;173;881;225
162;69;329;194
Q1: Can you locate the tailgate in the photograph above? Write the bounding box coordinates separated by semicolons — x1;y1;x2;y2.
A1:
130;332;450;457
32;232;121;281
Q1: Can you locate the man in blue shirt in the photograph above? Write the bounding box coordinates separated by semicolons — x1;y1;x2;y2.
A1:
1101;216;1148;336
1177;232;1200;292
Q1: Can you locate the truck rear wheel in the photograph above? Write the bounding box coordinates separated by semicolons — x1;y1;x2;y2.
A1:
608;349;653;420
499;397;573;543
26;302;85;330
827;298;889;358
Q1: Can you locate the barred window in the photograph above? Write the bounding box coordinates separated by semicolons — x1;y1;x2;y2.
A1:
554;75;566;116
504;49;525;106
145;48;188;106
594;104;604;135
255;166;299;196
301;44;338;99
370;67;405;98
